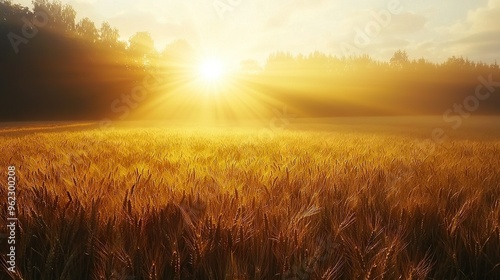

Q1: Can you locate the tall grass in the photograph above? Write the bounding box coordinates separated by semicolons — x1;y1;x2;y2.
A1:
0;128;499;279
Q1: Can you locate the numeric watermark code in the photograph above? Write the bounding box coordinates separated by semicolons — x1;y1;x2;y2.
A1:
6;166;17;273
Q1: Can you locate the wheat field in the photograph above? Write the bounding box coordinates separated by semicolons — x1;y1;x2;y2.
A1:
1;124;499;279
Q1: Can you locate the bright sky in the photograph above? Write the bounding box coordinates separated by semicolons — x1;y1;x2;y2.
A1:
13;0;500;64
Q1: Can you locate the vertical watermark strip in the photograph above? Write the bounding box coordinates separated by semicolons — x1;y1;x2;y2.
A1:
6;166;17;273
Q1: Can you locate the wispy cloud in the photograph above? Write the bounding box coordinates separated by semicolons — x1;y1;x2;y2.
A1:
10;0;499;63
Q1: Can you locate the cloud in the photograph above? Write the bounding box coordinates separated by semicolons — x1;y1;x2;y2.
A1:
440;0;500;62
10;0;499;63
384;12;427;34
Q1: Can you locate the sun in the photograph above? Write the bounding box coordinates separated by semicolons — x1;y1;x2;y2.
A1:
198;58;225;82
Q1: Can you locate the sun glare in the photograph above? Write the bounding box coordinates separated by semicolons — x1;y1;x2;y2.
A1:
198;58;225;82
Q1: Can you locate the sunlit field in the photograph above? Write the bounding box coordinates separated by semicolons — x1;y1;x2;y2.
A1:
1;119;499;279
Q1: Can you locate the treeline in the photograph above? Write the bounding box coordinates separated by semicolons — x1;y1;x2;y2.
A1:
255;51;500;116
1;0;499;121
0;0;187;121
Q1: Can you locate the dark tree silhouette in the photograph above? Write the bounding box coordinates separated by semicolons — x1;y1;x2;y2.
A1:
390;49;409;69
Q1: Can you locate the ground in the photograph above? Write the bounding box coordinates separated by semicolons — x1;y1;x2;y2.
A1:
0;117;499;279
